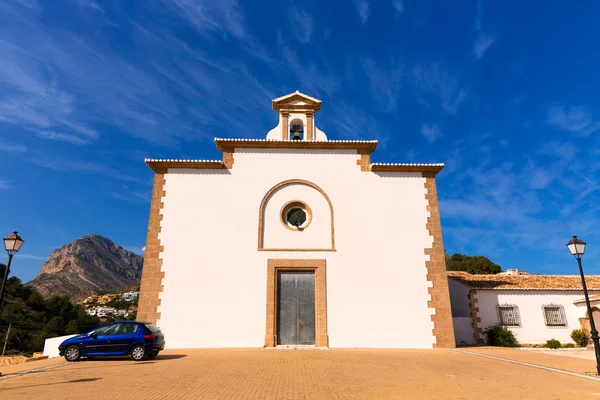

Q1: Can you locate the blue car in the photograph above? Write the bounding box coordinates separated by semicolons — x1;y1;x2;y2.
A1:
58;321;166;362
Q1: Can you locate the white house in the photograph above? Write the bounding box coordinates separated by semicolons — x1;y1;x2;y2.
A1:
121;291;139;301
448;271;600;346
136;91;455;349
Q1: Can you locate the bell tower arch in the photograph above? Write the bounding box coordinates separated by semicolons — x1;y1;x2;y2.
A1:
266;91;328;141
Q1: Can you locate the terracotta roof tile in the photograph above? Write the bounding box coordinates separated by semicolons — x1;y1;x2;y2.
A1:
447;271;600;290
574;294;600;304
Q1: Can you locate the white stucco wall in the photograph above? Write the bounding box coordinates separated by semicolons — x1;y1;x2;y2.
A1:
448;278;471;318
453;317;475;345
43;334;78;358
155;148;438;349
475;290;600;344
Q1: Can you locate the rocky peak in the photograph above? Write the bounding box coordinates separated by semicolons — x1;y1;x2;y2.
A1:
27;234;144;303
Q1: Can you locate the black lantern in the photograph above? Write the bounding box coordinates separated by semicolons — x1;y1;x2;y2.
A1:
0;231;24;312
567;235;600;375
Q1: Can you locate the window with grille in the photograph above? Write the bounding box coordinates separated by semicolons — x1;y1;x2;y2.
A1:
542;305;567;327
497;304;521;326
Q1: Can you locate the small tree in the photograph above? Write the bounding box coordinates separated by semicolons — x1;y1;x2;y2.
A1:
446;253;502;274
484;324;518;347
571;329;588;347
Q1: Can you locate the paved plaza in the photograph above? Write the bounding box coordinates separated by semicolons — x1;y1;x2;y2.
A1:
1;348;599;399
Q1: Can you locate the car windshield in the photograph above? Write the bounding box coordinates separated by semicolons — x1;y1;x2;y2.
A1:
144;323;160;333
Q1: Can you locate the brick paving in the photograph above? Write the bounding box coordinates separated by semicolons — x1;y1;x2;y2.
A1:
1;349;600;399
460;347;598;375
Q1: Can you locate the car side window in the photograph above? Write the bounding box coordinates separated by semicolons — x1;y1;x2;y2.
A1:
94;324;119;336
116;323;138;335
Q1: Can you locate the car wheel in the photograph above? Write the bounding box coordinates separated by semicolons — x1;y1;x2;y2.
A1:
131;345;147;361
64;346;81;362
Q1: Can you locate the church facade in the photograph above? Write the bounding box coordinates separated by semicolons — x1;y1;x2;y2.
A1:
137;92;455;349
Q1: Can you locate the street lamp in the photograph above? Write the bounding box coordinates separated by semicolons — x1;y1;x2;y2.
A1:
567;235;600;375
0;232;24;310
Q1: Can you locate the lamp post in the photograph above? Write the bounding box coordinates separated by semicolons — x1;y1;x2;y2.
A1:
567;235;600;375
0;232;24;310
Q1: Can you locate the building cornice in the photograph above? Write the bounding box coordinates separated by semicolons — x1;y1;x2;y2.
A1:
214;138;379;154
145;159;224;172
370;163;445;174
145;141;445;175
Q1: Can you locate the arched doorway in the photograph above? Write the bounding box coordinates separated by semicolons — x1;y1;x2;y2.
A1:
592;307;600;329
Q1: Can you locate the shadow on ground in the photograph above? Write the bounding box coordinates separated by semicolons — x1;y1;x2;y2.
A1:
80;354;187;362
0;377;101;390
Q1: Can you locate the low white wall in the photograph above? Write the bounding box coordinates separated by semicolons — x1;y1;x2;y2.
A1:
43;334;78;358
476;290;600;345
453;317;475;345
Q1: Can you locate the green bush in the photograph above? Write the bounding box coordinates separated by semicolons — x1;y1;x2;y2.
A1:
571;329;588;347
564;343;575;348
545;339;561;349
484;324;518;347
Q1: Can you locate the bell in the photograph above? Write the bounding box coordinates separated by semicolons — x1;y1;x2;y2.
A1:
292;132;302;140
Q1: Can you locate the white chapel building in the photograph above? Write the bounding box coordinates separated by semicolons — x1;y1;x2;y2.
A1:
137;91;455;349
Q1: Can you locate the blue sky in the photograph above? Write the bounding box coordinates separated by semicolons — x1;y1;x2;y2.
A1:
1;0;600;282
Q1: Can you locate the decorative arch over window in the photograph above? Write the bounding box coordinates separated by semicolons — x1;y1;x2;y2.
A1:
257;179;335;251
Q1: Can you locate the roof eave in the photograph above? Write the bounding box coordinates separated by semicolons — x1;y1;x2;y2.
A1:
271;92;322;110
145;159;225;172
214;139;378;154
370;164;445;174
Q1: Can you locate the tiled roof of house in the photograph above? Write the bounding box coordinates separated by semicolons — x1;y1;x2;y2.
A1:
573;294;600;304
447;271;600;291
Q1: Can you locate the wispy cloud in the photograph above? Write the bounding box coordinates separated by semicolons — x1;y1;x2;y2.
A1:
547;106;600;136
0;1;281;147
281;41;339;97
164;0;246;39
354;0;370;24
31;129;90;145
392;0;404;13
29;157;139;182
474;34;495;60
473;1;495;60
474;0;482;31
72;0;104;14
421;124;440;143
360;58;403;113
104;191;150;203
0;140;27;152
0;179;12;189
412;64;467;114
326;102;388;145
538;140;579;161
17;253;47;261
289;5;313;43
440;137;600;259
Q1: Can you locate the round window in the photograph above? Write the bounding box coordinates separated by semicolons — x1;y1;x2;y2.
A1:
281;201;312;230
286;208;306;227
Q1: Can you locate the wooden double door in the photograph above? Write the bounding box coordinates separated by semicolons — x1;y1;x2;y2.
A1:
276;271;316;345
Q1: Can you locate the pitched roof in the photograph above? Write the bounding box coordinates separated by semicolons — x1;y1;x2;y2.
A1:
271;91;322;110
447;271;600;291
574;294;600;304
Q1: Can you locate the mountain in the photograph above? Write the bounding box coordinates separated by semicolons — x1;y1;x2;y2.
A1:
26;234;144;303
